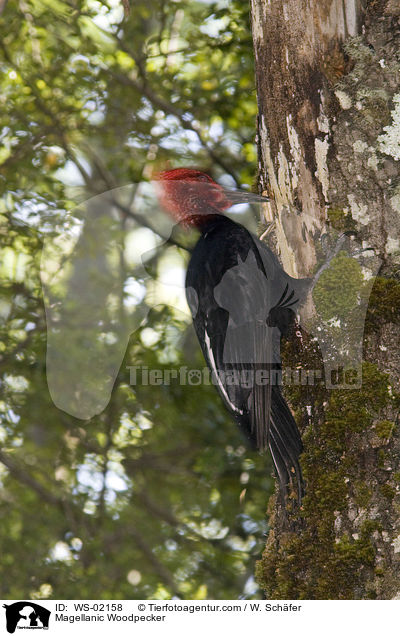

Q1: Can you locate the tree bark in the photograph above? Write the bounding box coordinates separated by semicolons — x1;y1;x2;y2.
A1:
251;0;400;599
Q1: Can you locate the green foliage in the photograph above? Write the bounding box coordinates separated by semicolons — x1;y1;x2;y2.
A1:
0;0;266;600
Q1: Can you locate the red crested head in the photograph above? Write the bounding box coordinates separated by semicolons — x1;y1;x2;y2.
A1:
155;168;232;227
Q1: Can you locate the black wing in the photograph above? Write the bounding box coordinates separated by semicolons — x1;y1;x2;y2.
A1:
186;215;304;497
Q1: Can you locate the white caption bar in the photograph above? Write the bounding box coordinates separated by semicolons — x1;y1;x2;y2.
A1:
0;600;397;636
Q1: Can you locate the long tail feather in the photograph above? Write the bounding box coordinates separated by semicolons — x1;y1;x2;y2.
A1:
269;387;304;501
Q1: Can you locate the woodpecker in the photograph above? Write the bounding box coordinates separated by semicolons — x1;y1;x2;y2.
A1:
157;168;309;499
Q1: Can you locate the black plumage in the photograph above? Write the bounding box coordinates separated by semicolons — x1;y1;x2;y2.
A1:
185;213;308;499
157;168;309;500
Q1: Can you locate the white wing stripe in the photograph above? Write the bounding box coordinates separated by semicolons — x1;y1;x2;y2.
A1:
204;331;244;415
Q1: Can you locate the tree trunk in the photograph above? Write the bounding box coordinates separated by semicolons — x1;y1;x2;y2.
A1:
251;0;400;599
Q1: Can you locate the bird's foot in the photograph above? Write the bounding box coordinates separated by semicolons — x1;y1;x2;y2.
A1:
259;222;275;241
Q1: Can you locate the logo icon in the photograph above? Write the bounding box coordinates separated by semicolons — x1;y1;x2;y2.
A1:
3;602;50;634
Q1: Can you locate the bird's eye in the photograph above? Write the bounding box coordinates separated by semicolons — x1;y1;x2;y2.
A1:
196;175;210;182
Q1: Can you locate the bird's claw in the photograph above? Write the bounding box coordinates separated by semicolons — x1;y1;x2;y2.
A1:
259;222;275;241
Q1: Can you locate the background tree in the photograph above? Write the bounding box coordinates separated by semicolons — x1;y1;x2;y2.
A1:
2;0;398;602
252;0;400;599
0;0;270;600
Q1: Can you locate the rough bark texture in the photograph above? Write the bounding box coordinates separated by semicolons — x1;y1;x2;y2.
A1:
251;0;400;599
